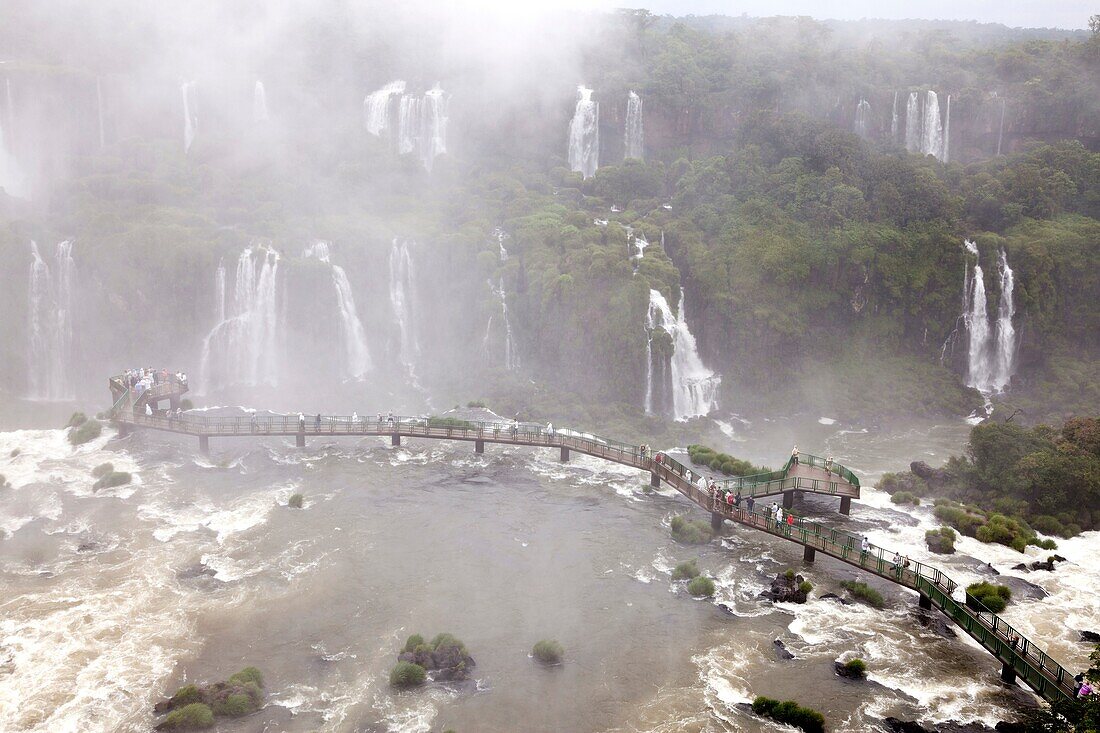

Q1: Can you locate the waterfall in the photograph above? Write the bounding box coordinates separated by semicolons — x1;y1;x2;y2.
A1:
996;97;1006;156
633;234;649;260
645;289;721;420
253;80;269;123
181;81;197;153
568;85;599;179
854;98;871;137
214;260;226;323
904;92;921;153
0;77;26;197
420;85;448;171
942;94;951;163
27;240;76;400
397;95;421;154
960;241;1017;394
495;279;519;371
363;81;405;136
388;239;419;369
890;91;899;140
625;91;644;160
304;241;372;378
922;90;943;160
96;77;106;149
992;249;1016;391
198;246;282;392
964;246;993;392
497;229;508;262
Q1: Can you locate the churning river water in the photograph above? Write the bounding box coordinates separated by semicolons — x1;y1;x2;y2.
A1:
1;412;1098;732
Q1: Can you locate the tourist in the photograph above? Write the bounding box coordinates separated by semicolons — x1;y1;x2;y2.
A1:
775;505;784;525
298;412;305;431
825;456;834;475
352;411;358;427
176;407;182;421
315;413;322;431
250;413;257;433
734;492;742;508
145;403;152;417
791;445;799;465
746;496;755;514
1078;680;1093;697
785;512;795;534
892;552;903;577
1075;674;1085;696
547;422;554;437
180;372;188;387
860;536;870;562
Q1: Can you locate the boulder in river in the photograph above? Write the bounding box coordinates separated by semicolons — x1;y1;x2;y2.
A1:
884;717;998;733
773;639;794;660
820;592;852;605
397;633;476;682
912;609;957;638
761;571;810;603
1080;630;1100;643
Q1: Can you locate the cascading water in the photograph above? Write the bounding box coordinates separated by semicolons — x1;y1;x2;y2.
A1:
397;95;421;154
964;244;993;392
644;289;721;420
996;97;1006;156
304;241;371;379
27;240;76;401
496;229;508;263
960;241;1018;394
942;94;951;163
993;249;1016;391
253;81;269;123
486;279;520;371
181;81;197;153
0;77;26;197
214;260;226;323
363;81;406;136
568;86;599;179
890;91;898;140
388;239;419;369
198;246;282;392
624;91;644;160
854;97;871;137
904;91;920;153
420;85;448;171
922;90;943;161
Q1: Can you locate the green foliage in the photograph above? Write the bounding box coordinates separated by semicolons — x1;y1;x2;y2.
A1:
212;693;253;717
92;462;114;478
842;658;867;677
389;661;427;688
162;703;214;730
92;471;131;490
227;667;264;689
532;639;564;664
287;493;303;509
687;445;770;476
430;633;466;653
925;527;957;554
890;491;920;506
966;582;1012;613
403;634;425;653
687;575;716;597
750;696;825;733
840;580;885;609
671;560;701;580
427;416;476;429
783;568;796;580
68;419;102;446
798;581;813;594
167;684;202;708
669;515;713;544
67;412;87;428
466;400;487;408
180;400;194;410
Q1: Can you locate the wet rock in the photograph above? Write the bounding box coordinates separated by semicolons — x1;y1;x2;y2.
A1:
398;644;476;682
994;723;1026;733
884;718;996;733
834;660;866;679
76;541;99;553
761;572;810;604
997;575;1049;601
910;461;950;489
1080;630;1100;643
1011;563;1029;572
773;639;794;660
820;593;852;605
177;563;216;580
912;609;957;638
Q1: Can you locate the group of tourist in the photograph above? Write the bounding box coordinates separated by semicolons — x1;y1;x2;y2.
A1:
122;367;187;400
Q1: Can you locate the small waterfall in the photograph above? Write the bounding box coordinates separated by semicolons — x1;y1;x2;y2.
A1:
993;249;1016;391
904;91;921;153
890;91;899;140
960;241;1017;394
854;97;871;137
253;80;269;123
388;239;419;369
0;77;26;197
624;90;644;160
645;289;721;420
397;95;421;154
922;90;943;160
996;97;1006;156
420;85;448;171
493;279;519;371
568;85;599;179
96;77;106;149
304;241;372;378
181;81;197;153
27;240;76;400
965;245;993;392
199;246;282;392
942;94;951;163
363;81;406;136
214;260;226;323
496;228;508;262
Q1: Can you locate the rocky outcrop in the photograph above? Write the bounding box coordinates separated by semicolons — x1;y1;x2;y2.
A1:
1080;630;1100;643
398;643;476;682
761;572;810;604
883;718;998;733
773;639;795;660
1012;556;1064;572
153;667;264;729
910;461;950;490
820;592;852;605
912;609;958;639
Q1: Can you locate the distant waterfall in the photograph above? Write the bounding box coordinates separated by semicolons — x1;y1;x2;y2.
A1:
214;260;226;323
181;81;197;153
961;241;1017;394
890;91;899;140
363;81;406;136
922;91;943;160
199;246;282;392
624;91;644;160
253;81;269;123
420;85;448;171
397;95;420;154
854;97;871;137
568;86;599;179
496;229;508;263
27;240;77;400
388;239;419;369
304;241;371;378
0;77;26;197
942;94;951;163
904;92;921;153
996;97;1006;156
485;279;520;371
645;289;721;420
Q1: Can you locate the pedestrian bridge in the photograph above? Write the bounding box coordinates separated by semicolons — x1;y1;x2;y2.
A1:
107;375;1078;703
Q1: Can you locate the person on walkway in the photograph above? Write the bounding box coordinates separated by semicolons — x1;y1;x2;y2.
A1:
250;413;257;433
315;413;322;431
298;412;305;431
734;492;742;508
775;505;784;525
746;495;755;514
546;422;554;438
791;445;799;465
785;512;795;534
825;456;834;476
145;403;152;417
352;411;358;427
892;552;903;577
1078;680;1094;697
510;419;518;438
860;536;870;563
770;501;779;520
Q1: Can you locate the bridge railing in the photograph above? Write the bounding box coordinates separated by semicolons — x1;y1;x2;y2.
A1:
680;452;859;498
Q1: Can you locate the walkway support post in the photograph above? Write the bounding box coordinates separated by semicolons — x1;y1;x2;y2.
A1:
391;433;401;447
560;446;570;462
650;471;660;488
839;496;851;516
1001;662;1017;685
198;435;209;455
475;440;485;454
296;434;305;448
919;593;932;610
711;512;724;533
117;422;132;438
783;491;794;510
803;546;816;563
169;395;180;411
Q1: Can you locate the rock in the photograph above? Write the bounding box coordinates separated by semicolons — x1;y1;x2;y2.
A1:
820;593;852;605
883;718;996;733
1052;555;1067;563
834;661;865;679
397;644;476;682
912;609;957;638
154;668;264;721
1011;563;1029;572
177;563;216;580
761;572;810;604
997;575;1049;602
910;461;950;489
76;541;99;553
1028;559;1056;572
1080;630;1100;643
994;723;1026;733
773;639;794;660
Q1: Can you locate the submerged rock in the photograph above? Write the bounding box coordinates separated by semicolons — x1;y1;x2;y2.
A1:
884;717;998;733
820;592;852;605
773;639;795;660
398;643;476;682
912;609;957;638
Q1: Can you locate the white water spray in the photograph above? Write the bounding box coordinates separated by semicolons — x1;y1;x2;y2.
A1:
568;86;599;179
625;91;644;160
993;249;1016;391
388;239;419;370
905;92;921;153
943;94;951;163
922;90;943;160
27;240;77;400
304;242;371;379
890;91;898;140
420;85;449;171
181;81;197;153
645;289;721;420
854;98;871;137
961;241;1017;394
0;77;26;197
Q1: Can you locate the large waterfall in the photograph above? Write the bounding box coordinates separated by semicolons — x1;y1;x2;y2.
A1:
644;289;721;421
568;86;599;179
27;240;77;401
198;246;283;392
304;241;371;379
253;80;269;123
922;91;943;160
363;81;406;136
961;241;1017;394
904;92;920;153
854;98;871;137
624;91;644;160
0;77;26;197
181;81;197;153
388;239;419;369
420;85;449;171
890;91;899;140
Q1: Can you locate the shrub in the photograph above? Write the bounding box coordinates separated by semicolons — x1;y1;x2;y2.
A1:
687;576;716;597
181;399;194;410
403;634;425;653
92;462;114;478
389;661;427;688
751;696;825;733
427;416;476;429
287;493;304;508
431;633;466;653
798;581;813;594
840;580;885;609
227;666;264;689
93;471;131;490
68;419;102;446
67;412;87;428
672;560;701;580
162;702;214;730
167;684;202;708
212;693;253;717
842;658;867;677
925;527;956;554
532;639;564;664
466;400;487;408
1034;538;1058;550
670;515;712;544
966;582;1012;613
890;491;920;506
784;568;796;580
